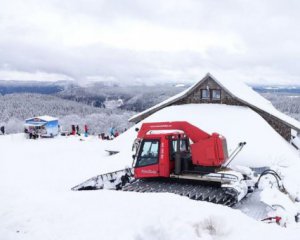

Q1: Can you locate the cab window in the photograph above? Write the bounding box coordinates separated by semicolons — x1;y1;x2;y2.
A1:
136;140;160;167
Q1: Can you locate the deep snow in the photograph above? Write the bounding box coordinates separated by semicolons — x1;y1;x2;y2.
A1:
1;130;300;239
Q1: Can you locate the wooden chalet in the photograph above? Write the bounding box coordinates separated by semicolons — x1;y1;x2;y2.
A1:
129;73;300;142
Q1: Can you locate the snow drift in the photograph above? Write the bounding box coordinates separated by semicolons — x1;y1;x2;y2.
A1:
1;134;300;240
110;104;299;169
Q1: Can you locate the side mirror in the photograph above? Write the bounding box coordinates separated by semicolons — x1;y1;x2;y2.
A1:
135;128;139;132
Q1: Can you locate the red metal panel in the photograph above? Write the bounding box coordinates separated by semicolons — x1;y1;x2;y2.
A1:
158;137;172;177
134;164;160;178
134;136;171;178
190;135;227;167
137;121;210;142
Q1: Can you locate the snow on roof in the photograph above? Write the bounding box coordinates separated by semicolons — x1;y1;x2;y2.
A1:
24;122;46;127
129;73;300;131
113;104;300;168
209;74;300;131
25;115;58;122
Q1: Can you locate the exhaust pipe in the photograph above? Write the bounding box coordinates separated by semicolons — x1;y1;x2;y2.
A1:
175;136;181;175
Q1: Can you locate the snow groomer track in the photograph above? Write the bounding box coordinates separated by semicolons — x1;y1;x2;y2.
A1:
72;168;240;207
122;178;239;207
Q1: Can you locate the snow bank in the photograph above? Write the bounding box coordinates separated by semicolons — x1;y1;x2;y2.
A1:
2;189;298;240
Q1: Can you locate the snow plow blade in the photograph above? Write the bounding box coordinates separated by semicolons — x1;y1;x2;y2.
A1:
71;168;134;191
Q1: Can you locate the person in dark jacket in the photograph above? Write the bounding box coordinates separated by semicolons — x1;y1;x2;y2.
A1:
0;126;5;135
76;125;80;136
71;125;76;135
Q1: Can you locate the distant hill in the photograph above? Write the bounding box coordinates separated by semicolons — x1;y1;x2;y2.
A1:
0;81;299;134
56;82;188;111
253;85;300;94
0;80;67;95
0;80;189;112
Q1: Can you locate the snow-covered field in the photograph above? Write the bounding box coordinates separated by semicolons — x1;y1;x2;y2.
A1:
1;104;300;240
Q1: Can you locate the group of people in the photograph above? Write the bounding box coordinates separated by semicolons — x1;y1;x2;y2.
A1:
24;127;39;139
98;127;126;140
68;125;126;140
0;123;127;139
109;127;120;138
70;124;89;137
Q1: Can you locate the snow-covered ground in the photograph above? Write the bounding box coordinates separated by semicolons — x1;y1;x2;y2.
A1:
1;104;300;239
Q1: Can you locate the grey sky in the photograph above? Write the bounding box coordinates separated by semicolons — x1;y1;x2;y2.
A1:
1;0;300;85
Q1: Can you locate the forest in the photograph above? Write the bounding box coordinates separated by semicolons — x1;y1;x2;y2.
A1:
0;81;299;135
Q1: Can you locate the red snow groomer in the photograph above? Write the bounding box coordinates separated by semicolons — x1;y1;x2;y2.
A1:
73;121;253;206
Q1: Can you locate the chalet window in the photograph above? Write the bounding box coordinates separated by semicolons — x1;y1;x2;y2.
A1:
201;89;210;99
212;89;221;100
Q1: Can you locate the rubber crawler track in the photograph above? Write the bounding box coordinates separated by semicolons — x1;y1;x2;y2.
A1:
72;169;239;207
122;179;239;207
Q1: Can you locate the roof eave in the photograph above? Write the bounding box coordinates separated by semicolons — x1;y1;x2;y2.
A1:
128;73;300;131
129;73;213;123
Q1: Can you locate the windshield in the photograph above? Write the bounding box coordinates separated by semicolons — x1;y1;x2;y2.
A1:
136;140;160;167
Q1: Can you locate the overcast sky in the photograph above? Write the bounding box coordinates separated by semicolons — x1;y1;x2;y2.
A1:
1;0;300;85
